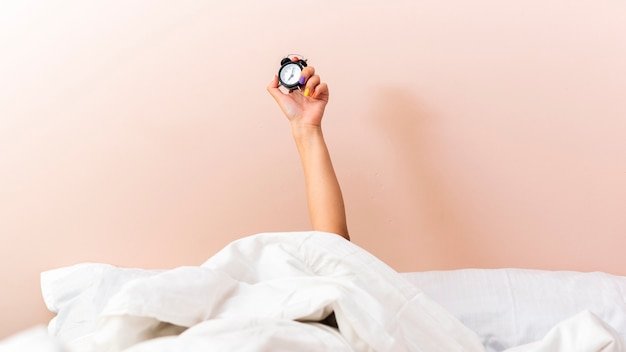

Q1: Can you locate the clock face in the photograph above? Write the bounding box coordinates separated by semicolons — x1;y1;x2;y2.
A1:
278;63;302;88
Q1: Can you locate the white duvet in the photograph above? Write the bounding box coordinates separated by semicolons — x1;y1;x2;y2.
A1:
1;232;624;351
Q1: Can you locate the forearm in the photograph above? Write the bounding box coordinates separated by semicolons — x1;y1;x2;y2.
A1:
292;124;349;240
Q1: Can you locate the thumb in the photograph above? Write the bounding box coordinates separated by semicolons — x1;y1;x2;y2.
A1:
266;75;284;102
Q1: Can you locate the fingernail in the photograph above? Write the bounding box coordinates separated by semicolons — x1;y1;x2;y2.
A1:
304;88;310;97
310;91;316;99
299;76;306;85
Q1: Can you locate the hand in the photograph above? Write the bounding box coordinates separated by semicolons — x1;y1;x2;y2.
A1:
267;66;329;128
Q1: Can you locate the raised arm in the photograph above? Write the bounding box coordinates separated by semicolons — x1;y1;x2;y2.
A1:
266;66;349;240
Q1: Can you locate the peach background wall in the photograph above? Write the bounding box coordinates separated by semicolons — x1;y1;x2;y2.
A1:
1;0;625;338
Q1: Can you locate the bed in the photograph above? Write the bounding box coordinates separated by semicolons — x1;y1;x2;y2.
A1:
1;231;625;351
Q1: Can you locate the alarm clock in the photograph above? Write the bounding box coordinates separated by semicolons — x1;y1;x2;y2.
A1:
278;54;308;90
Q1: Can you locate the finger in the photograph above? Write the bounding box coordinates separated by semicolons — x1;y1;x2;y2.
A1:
303;74;321;97
298;66;316;86
311;82;329;100
268;74;279;88
266;75;284;101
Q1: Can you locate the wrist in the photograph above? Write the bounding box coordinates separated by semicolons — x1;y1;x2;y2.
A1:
291;122;323;141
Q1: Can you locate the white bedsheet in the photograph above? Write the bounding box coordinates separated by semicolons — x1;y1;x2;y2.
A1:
507;310;624;352
2;231;624;351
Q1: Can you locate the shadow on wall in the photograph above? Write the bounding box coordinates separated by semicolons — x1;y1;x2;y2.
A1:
367;87;475;269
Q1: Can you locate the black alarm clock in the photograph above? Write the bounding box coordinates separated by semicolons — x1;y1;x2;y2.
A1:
278;54;308;90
